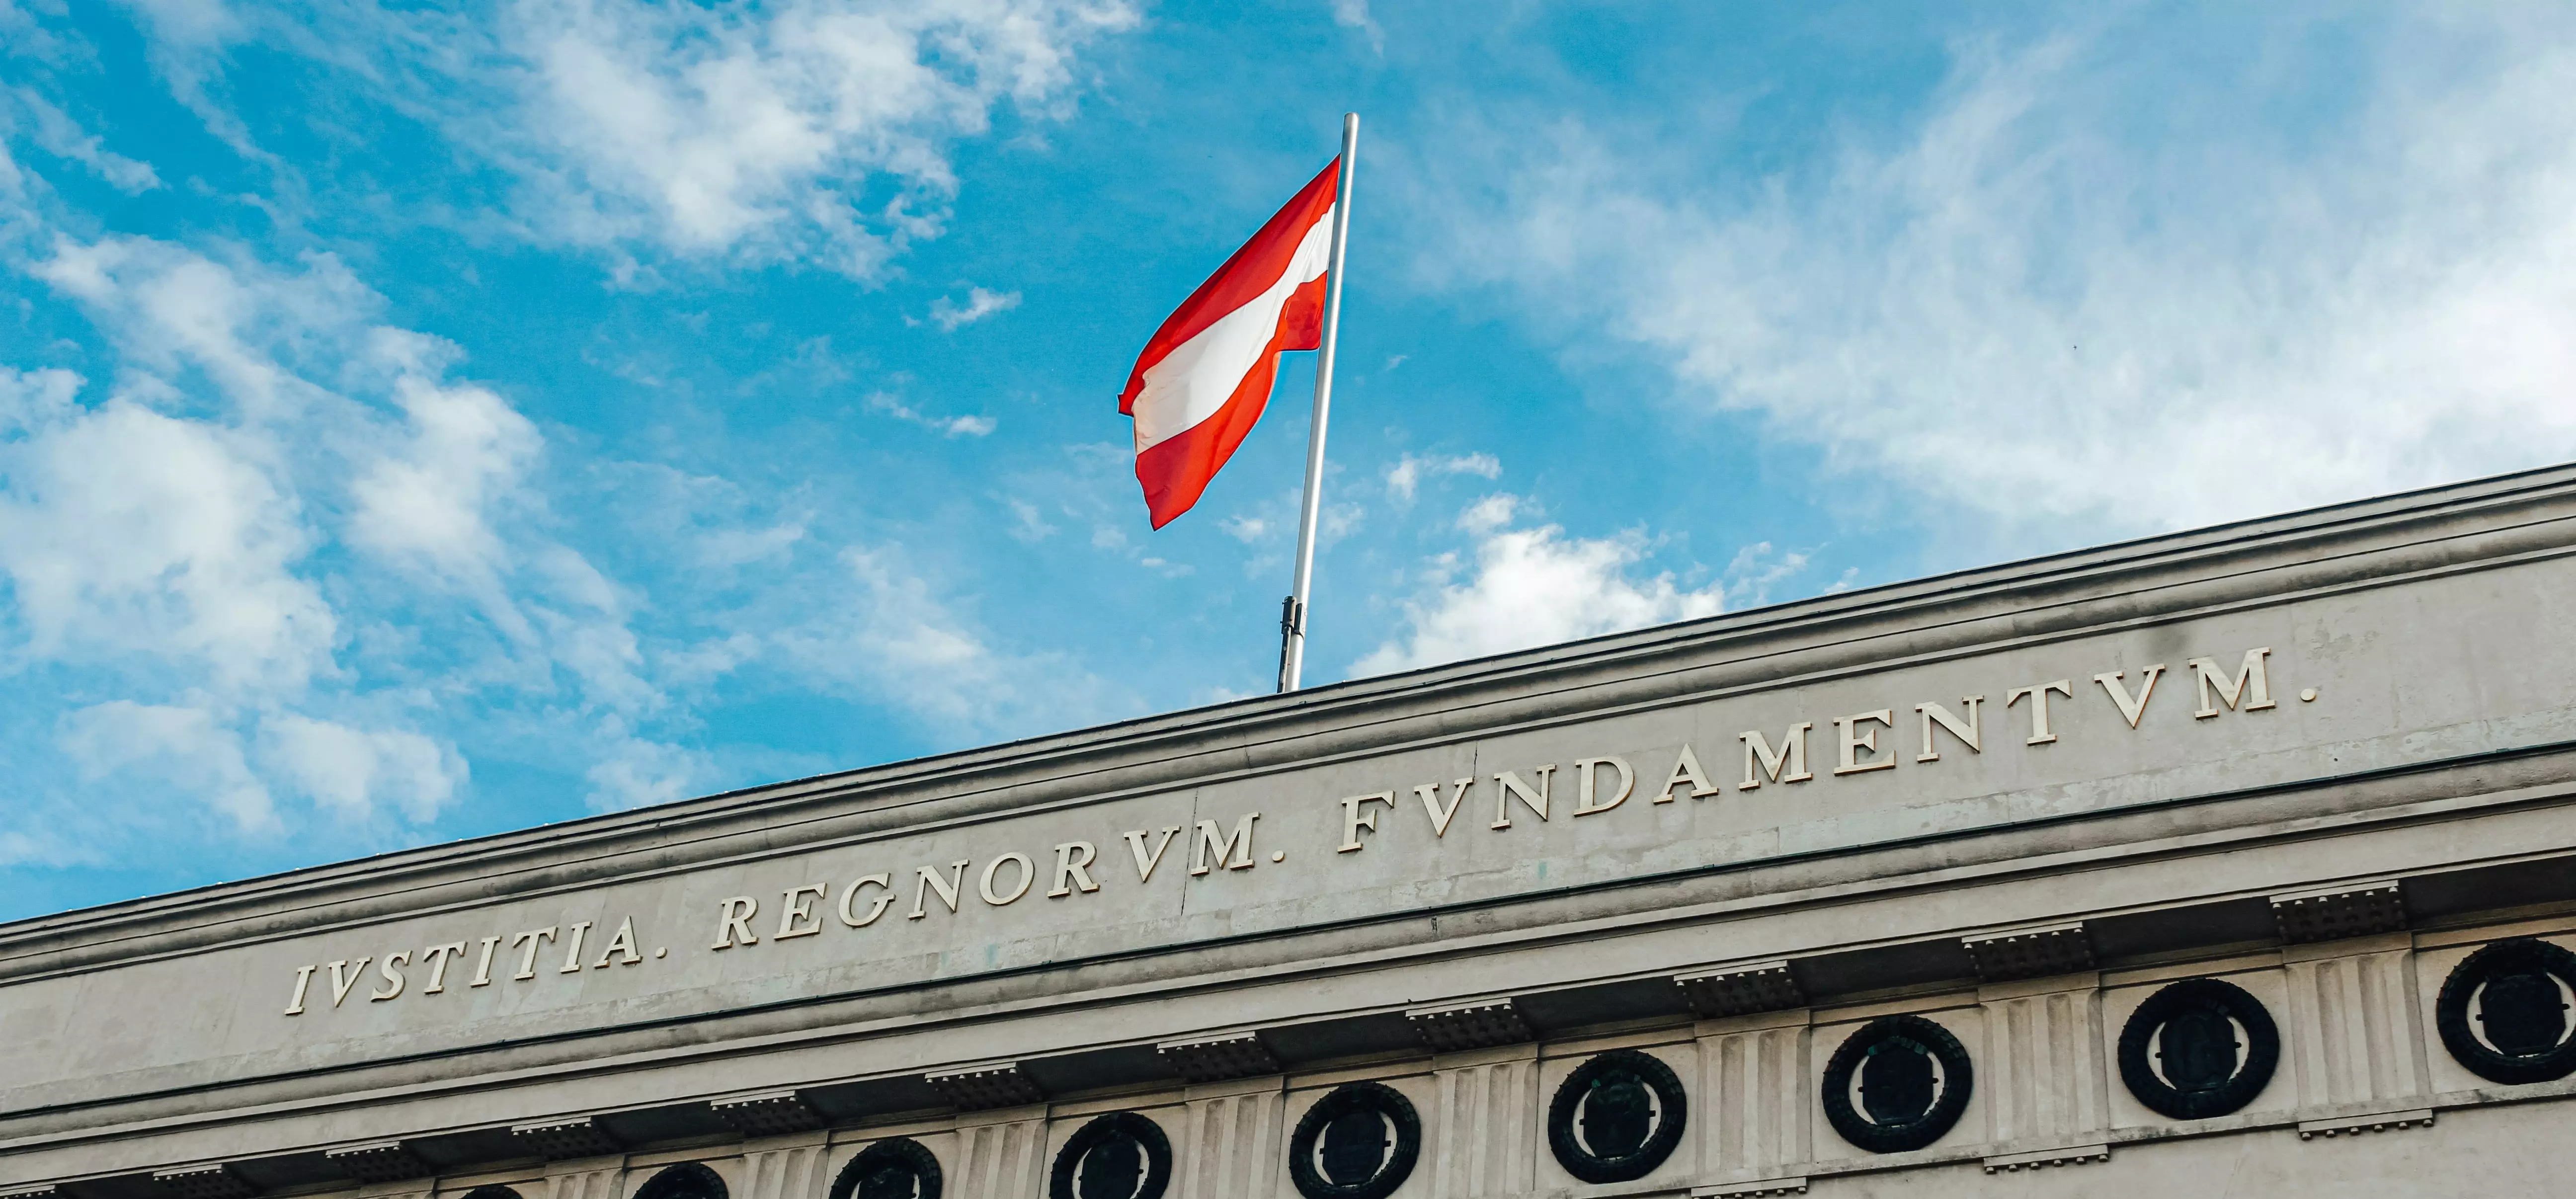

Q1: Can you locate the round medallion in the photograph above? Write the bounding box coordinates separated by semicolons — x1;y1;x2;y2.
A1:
1287;1081;1421;1199
832;1138;943;1199
2436;937;2576;1084
634;1165;726;1199
1821;1015;1974;1154
1545;1048;1688;1184
2116;977;2279;1119
1048;1112;1173;1199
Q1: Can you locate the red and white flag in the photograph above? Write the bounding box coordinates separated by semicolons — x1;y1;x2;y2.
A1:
1119;160;1340;528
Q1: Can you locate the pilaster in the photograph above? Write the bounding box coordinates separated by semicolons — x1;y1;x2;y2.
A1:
1178;1078;1285;1199
949;1109;1048;1199
737;1141;829;1199
1430;1046;1538;1199
1694;1011;1810;1182
2281;940;2430;1110
1978;977;2108;1146
539;1160;623;1199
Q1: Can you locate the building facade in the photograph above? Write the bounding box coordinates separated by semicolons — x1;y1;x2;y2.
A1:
9;468;2576;1199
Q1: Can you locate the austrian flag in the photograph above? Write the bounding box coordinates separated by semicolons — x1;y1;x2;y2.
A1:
1119;160;1341;528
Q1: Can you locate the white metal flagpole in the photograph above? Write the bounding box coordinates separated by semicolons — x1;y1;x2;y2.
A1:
1278;112;1359;694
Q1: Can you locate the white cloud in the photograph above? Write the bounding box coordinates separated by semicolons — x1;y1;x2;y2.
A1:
866;390;996;437
0;1;53;59
0;386;335;696
1430;14;2576;540
260;713;465;824
32;237;370;419
0;243;510;838
0;822;85;871
349;340;544;626
1354;496;1721;675
1385;451;1501;504
0;134;23;216
475;0;1138;276
695;520;808;568
1721;541;1813;609
2;229;693;846
585;460;813;575
0;365;79;429
1005;498;1056;543
5;87;162;193
774;546;1129;738
527;543;659;714
928;285;1021;331
30;234;689;719
90;0;1140;278
825;552;993;722
583;725;700;812
1330;0;1383;54
60;701;276;832
109;0;259;156
1456;492;1519;534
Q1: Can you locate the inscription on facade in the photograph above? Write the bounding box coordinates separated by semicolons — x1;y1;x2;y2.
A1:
281;914;660;1015
280;645;2294;1017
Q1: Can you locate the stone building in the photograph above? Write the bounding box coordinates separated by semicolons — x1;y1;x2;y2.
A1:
8;466;2576;1199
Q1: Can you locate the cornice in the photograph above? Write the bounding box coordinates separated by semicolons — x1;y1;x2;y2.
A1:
8;738;2576;1155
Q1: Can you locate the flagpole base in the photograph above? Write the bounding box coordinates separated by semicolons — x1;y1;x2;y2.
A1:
1277;595;1307;693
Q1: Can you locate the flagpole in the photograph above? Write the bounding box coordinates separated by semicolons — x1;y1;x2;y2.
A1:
1279;112;1359;694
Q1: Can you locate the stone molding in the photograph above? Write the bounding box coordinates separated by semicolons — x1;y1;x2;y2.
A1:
2296;1109;2434;1140
323;1142;432;1184
1153;1030;1279;1083
1693;1178;1808;1197
1964;922;2095;982
149;1167;253;1199
1676;960;1804;1018
508;1119;621;1160
708;1092;824;1138
1405;997;1531;1051
925;1063;1044;1112
2270;881;2408;944
1982;1143;2110;1173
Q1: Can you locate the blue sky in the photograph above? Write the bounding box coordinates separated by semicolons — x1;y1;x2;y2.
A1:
3;1;2573;920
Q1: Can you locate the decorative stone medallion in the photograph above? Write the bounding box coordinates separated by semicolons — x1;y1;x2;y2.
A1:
2437;937;2576;1084
1048;1112;1172;1199
634;1164;727;1199
1545;1048;1688;1184
1821;1015;1975;1154
2116;977;2280;1119
831;1138;943;1199
1288;1082;1421;1199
